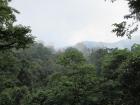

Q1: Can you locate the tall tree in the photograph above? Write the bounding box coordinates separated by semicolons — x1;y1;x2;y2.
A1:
57;47;86;67
119;53;140;105
0;0;34;50
88;48;108;76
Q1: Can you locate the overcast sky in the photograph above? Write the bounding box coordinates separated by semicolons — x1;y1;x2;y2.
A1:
11;0;130;48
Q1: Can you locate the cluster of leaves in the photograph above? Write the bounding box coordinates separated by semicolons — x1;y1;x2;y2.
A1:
107;0;140;38
0;0;34;50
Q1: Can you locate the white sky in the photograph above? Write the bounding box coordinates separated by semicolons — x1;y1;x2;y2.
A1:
11;0;130;48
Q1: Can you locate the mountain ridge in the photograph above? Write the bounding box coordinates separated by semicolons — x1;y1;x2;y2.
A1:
74;35;140;51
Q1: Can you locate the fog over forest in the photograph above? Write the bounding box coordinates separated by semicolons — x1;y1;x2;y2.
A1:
1;0;140;105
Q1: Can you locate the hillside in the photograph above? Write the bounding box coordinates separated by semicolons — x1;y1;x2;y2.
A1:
75;35;140;51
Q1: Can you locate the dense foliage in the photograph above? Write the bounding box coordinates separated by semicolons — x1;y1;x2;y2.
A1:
0;0;34;50
0;42;140;105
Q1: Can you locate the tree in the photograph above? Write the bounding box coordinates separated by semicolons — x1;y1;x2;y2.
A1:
131;43;140;53
0;91;13;105
107;0;140;38
16;43;57;88
0;0;34;50
119;53;140;105
88;48;108;76
0;51;20;93
57;47;86;67
39;64;100;105
0;43;58;105
102;48;130;80
26;48;101;105
17;69;32;87
99;48;130;105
